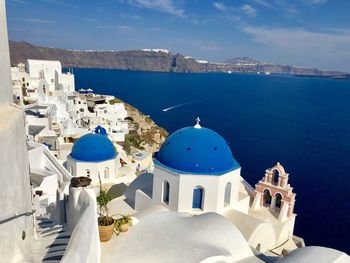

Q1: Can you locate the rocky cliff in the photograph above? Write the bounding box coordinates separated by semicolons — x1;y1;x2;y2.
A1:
9;41;347;77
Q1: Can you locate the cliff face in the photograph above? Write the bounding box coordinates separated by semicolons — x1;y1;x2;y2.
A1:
9;41;208;73
9;41;346;77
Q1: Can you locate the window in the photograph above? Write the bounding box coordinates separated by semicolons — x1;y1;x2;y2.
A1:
275;193;283;208
192;186;204;210
224;182;231;207
162;181;170;205
263;189;272;206
104;167;109;180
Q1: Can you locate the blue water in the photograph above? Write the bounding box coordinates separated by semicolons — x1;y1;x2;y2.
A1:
74;68;350;253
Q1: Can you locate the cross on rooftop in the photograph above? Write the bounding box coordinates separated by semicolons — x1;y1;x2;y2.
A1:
194;117;201;128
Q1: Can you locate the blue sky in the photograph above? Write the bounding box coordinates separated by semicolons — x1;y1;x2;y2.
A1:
6;0;350;71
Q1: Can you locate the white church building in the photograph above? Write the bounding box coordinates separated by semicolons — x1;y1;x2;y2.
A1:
66;130;120;186
114;119;299;254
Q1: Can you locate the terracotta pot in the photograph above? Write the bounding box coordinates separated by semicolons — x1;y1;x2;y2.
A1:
98;217;115;242
119;223;129;233
71;176;91;187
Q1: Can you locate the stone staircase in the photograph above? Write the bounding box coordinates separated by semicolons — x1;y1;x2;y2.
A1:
31;217;71;262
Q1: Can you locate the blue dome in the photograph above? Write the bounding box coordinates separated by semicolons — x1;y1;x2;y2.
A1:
155;126;240;175
70;133;117;162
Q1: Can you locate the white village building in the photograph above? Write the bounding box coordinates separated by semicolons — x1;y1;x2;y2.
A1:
1;2;349;261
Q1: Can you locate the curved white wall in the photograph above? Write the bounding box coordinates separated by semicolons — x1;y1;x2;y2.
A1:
63;187;100;263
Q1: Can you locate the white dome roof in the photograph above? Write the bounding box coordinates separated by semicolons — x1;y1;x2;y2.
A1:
102;210;259;263
278;246;350;263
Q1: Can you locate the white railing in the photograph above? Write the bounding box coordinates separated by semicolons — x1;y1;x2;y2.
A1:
43;148;72;183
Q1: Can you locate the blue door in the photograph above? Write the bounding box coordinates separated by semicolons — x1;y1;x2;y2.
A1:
192;187;203;209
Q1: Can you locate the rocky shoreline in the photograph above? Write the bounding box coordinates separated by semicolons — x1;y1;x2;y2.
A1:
109;97;168;155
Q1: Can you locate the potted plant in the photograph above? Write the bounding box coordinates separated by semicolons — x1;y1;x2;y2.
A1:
113;214;132;235
97;187;114;242
71;176;91;188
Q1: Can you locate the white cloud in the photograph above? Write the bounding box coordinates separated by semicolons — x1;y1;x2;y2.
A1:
10;0;28;4
306;0;327;5
24;18;54;24
242;26;350;71
127;0;184;16
213;2;228;12
241;4;257;16
242;26;350;51
214;2;257;17
253;0;273;8
42;0;64;4
117;25;134;31
98;25;134;32
85;18;99;23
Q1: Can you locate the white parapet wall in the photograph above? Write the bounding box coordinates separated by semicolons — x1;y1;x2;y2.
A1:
62;186;101;263
0;0;12;105
0;1;35;261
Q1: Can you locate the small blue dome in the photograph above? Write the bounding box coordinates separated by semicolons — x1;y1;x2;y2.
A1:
155;126;240;175
94;125;107;135
70;133;117;162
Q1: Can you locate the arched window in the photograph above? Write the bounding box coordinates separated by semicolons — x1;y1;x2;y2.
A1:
224;182;232;207
85;169;90;178
162;181;170;205
272;169;279;185
104;167;109;180
263;189;271;206
275;193;283;208
192;186;204;210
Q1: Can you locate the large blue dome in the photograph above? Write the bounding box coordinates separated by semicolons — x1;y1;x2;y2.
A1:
155;126;240;175
70;133;117;162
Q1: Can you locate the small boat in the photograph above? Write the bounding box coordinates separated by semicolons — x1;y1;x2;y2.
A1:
227;71;232;74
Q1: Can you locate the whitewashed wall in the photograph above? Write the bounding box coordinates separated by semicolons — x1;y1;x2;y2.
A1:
0;2;34;261
152;165;241;214
63;187;100;263
0;0;12;105
67;156;117;185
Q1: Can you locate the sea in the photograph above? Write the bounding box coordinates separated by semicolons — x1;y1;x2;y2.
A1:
74;68;350;253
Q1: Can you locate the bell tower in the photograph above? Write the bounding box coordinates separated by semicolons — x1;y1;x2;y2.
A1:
252;163;296;221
